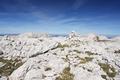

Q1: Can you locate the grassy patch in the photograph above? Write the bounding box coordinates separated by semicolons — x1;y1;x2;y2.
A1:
0;57;23;76
96;36;99;41
99;63;117;78
85;51;97;56
57;43;69;48
73;50;81;53
80;57;93;64
55;67;74;80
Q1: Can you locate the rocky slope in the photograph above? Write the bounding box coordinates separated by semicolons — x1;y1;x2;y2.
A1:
0;32;120;80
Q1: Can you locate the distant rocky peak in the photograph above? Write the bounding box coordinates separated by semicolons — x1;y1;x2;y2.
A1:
87;33;99;41
68;31;80;38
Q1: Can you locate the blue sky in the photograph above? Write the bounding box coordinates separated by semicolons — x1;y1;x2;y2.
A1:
0;0;120;34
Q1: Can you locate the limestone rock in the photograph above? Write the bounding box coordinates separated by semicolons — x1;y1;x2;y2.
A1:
0;32;120;80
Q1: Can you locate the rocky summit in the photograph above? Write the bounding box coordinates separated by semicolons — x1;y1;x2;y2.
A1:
0;32;120;80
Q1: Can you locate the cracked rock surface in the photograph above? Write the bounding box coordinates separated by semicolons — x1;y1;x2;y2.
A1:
0;32;120;80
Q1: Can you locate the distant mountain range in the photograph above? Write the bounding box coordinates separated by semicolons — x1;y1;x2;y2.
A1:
0;33;119;39
0;34;19;36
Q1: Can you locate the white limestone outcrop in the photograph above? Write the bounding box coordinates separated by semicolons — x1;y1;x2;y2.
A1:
0;32;120;80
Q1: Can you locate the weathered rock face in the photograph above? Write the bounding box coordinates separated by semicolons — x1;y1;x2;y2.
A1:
68;31;80;39
0;32;120;80
0;34;58;59
87;33;99;41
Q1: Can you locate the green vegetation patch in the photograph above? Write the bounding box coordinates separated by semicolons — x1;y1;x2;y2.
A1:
99;63;117;78
57;43;69;48
73;50;81;53
85;51;97;56
0;57;23;76
80;57;93;64
56;67;74;80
